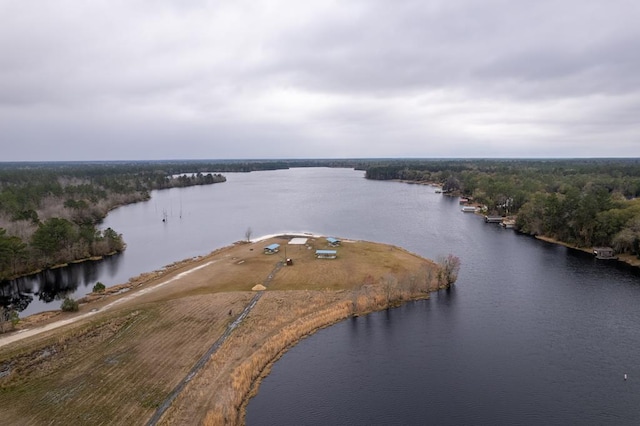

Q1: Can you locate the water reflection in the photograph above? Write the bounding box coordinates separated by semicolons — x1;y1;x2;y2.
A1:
0;254;122;316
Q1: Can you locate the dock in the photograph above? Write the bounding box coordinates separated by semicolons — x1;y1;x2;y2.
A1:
593;247;617;260
484;216;503;223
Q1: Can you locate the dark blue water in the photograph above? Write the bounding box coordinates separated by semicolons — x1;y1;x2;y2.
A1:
4;168;640;424
247;259;640;424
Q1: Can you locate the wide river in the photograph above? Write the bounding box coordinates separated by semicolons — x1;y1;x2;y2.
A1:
5;168;640;424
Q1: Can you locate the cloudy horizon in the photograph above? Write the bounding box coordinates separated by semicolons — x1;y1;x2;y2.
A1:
1;0;639;161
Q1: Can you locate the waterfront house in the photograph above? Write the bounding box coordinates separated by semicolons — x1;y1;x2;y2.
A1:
593;247;616;260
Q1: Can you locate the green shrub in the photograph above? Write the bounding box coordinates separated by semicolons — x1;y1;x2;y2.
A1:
93;281;106;293
0;308;19;333
10;310;19;326
61;297;79;312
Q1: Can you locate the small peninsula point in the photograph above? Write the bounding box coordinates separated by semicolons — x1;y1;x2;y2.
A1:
0;235;444;425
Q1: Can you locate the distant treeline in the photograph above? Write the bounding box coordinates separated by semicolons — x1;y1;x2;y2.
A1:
0;159;367;175
5;157;640;279
0;162;227;280
364;158;640;254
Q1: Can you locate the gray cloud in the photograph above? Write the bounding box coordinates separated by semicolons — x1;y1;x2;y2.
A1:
0;0;639;160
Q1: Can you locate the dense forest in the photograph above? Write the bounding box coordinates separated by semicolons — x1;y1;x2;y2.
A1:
364;159;640;255
0;162;226;280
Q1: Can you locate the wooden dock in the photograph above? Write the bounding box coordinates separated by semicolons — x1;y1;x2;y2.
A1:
484;216;503;223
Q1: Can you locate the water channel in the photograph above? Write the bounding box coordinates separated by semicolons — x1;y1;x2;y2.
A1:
3;168;640;423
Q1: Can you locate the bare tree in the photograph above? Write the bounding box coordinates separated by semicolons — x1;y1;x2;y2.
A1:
244;227;253;242
382;273;397;308
437;254;461;288
407;273;419;293
423;265;436;291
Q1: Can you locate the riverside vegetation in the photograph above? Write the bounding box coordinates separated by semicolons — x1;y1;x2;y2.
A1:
0;162;227;281
0;162;226;331
3;157;637;327
0;158;372;282
7;157;636;282
0;236;455;425
364;158;640;258
0;158;397;283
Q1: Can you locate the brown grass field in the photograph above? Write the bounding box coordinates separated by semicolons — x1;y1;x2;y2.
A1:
0;236;442;425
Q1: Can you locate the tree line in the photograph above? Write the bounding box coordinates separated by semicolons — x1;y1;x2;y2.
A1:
0;162;227;280
5;157;640;276
364;159;640;255
2;157;375;283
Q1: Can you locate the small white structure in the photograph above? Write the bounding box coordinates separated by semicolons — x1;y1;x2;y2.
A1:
264;243;280;254
289;237;308;245
315;249;337;259
326;237;341;247
501;219;516;228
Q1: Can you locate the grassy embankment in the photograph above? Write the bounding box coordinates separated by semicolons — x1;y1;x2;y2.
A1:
0;236;442;425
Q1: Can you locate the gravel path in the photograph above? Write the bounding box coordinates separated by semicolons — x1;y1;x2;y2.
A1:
0;260;217;349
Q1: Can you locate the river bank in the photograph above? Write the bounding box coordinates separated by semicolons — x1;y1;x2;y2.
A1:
0;235;442;425
0;170;228;283
534;235;640;268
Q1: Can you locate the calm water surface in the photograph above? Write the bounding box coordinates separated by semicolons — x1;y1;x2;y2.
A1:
4;168;640;423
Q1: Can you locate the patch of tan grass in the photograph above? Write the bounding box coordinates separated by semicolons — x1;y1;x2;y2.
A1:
0;236;441;426
0;293;252;425
164;241;440;425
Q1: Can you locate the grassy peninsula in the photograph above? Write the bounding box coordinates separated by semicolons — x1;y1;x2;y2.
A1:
0;235;446;425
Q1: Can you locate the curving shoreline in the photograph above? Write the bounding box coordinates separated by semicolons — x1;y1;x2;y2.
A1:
161;236;443;425
0;235;443;425
534;235;640;268
234;291;432;425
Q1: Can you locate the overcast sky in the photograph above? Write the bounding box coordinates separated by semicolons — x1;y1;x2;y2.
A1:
1;0;639;161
